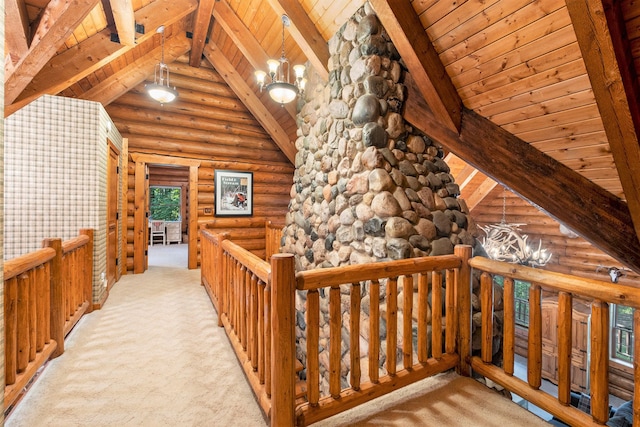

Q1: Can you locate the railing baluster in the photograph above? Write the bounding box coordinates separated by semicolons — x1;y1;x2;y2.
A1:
44;263;51;343
240;265;247;350
5;277;18;385
369;279;380;383
402;275;413;369
634;310;640;427
386;277;398;376
417;272;429;362
528;283;542;389
307;289;320;406
250;273;258;369
329;285;341;398
431;270;442;360
557;291;572;405
480;272;493;364
17;273;30;372
264;279;271;398
28;269;37;362
258;279;265;383
590;300;610;424
445;269;456;354
350;282;361;390
503;277;514;376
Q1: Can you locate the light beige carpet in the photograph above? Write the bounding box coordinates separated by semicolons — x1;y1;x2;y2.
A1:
6;244;549;426
313;371;550;426
5;263;267;427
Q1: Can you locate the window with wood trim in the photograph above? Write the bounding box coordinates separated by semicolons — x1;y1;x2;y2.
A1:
611;304;634;364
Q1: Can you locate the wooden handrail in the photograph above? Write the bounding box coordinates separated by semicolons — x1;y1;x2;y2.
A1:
4;248;56;281
61;234;90;254
296;254;462;290
221;239;270;283
469;256;640;307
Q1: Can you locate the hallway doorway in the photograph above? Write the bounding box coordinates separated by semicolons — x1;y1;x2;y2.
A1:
148;243;189;268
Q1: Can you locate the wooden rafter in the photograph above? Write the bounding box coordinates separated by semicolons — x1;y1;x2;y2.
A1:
79;32;191;106
565;0;640;246
264;0;329;81
211;0;297;118
109;0;136;46
6;0;198;117
5;0;100;106
203;41;296;164
5;0;30;64
403;74;640;274
188;0;216;67
369;0;462;133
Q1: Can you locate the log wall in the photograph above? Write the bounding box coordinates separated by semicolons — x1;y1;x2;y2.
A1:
109;57;294;273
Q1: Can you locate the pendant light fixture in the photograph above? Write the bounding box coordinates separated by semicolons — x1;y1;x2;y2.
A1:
254;15;306;106
145;26;178;104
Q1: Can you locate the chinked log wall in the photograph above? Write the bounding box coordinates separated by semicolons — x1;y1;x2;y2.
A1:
108;58;294;272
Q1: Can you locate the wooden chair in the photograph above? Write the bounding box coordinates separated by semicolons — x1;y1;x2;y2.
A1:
150;220;165;246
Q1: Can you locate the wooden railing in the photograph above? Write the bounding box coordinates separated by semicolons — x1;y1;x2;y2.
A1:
294;245;472;425
265;221;284;262
201;232;640;426
4;229;94;410
469;257;640;427
201;229;472;426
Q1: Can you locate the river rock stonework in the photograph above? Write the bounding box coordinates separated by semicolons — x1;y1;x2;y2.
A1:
281;3;500;393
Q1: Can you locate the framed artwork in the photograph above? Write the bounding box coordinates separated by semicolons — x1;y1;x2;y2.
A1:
214;170;253;216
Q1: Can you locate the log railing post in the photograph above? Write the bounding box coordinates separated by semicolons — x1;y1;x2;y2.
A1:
590;300;610;424
455;245;472;376
43;238;64;358
80;229;94;313
270;253;296;427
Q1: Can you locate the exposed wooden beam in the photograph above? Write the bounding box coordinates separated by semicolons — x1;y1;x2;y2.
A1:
6;0;197;116
203;41;296;164
565;0;640;248
403;74;640;274
212;0;297;118
263;0;329;80
79;32;191;106
109;0;136;46
369;0;462;134
5;0;30;64
5;0;100;105
188;0;216;67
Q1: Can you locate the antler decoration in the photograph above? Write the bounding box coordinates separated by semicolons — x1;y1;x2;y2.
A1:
480;223;552;268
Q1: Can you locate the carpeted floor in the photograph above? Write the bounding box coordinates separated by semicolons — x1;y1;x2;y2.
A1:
5;244;550;426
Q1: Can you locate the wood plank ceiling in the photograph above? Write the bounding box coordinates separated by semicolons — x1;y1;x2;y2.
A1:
4;0;640;273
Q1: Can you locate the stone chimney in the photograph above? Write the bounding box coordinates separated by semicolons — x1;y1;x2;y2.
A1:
282;4;474;269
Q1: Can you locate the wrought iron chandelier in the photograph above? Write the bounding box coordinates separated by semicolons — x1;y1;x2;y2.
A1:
480;188;552;268
254;15;306;106
145;26;178;104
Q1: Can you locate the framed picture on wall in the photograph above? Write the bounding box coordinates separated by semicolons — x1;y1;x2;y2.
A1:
214;170;253;216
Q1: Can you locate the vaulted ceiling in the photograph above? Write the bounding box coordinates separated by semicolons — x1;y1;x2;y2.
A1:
4;0;640;274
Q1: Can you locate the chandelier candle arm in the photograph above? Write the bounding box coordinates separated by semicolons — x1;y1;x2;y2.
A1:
254;15;306;106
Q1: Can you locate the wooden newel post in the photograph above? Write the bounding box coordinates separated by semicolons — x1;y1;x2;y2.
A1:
270;253;296;427
455;245;472;376
80;229;94;314
44;238;64;358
